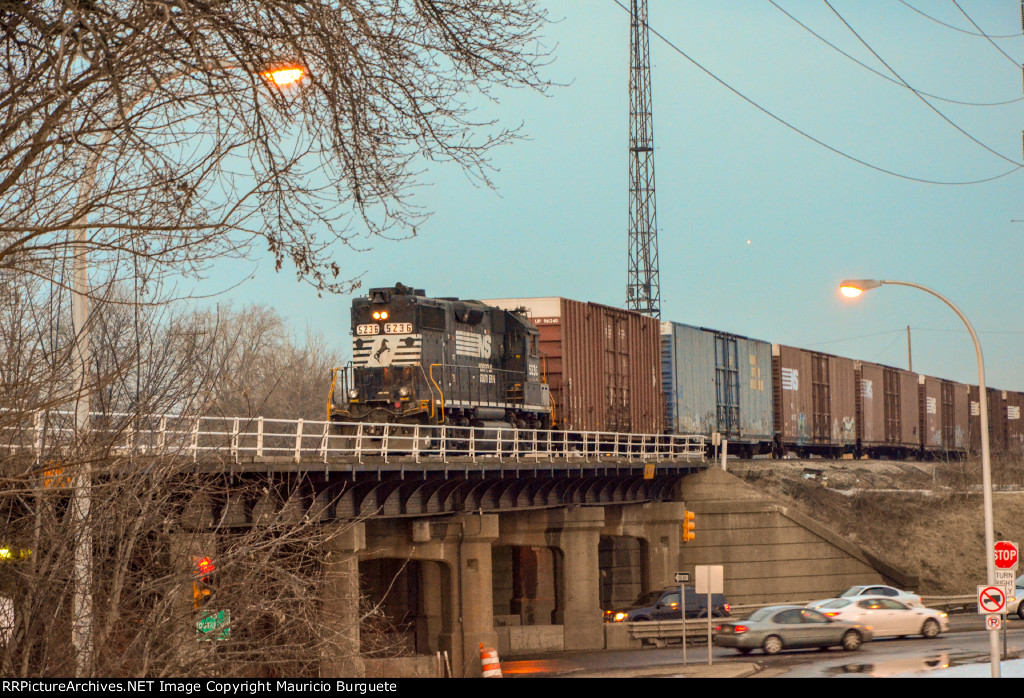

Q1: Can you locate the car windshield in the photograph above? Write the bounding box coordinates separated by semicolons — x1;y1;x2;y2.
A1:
632;590;663;607
820;599;852;609
746;607;776;622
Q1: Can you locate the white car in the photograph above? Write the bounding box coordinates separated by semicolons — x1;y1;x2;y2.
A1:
1004;576;1024;619
815;596;948;639
838;584;923;607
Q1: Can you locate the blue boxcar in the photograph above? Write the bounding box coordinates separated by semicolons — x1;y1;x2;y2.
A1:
660;322;774;456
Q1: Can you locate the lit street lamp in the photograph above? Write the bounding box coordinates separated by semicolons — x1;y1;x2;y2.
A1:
839;278;998;677
69;62;305;676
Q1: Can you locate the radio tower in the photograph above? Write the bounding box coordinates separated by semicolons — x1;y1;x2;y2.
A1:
626;0;661;318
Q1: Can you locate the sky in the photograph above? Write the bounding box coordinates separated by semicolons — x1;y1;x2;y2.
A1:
203;0;1024;391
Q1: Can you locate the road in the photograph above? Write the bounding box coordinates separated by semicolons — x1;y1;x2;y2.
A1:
503;614;1024;678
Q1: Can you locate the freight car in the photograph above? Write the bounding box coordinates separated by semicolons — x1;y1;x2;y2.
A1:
771;344;858;457
482;296;664;434
328;284;551;435
918;375;969;457
854;360;921;459
660;322;773;457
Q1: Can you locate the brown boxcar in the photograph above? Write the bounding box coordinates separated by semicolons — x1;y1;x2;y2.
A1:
1004;390;1024;453
772;344;857;455
482;297;663;434
919;375;969;456
969;385;1006;455
855;360;920;457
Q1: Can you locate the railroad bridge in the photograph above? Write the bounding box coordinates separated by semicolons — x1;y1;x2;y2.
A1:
7;411;903;677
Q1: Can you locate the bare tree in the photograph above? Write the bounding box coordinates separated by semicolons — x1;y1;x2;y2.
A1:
0;284;373;678
0;0;551;298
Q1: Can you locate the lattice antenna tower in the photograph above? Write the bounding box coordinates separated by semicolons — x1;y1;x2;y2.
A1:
626;0;661;318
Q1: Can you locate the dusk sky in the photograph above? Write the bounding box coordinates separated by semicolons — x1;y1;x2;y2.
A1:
205;1;1024;391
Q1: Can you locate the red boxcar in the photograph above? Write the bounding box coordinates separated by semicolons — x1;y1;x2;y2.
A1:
483;297;663;434
919;375;969;456
855;360;920;458
772;344;857;456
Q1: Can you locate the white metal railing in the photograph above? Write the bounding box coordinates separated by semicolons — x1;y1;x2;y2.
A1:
0;409;707;465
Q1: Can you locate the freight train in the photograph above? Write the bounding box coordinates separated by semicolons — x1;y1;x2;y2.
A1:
329;283;1023;459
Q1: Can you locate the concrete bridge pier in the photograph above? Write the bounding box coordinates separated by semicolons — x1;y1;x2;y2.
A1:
321;522;366;678
353;514;500;678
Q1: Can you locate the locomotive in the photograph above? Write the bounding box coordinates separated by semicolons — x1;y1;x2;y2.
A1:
328;283;551;432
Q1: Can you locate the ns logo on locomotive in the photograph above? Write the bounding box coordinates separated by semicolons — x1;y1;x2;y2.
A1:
328;283;552;434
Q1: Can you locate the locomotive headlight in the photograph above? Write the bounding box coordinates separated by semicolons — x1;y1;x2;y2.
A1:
372;310;389;320
398;386;411;398
347;388;359;400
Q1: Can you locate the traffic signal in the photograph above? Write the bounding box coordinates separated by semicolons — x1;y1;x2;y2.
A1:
681;510;696;543
193;555;216;610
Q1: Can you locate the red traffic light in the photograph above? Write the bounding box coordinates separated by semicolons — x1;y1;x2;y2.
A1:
194;556;215;576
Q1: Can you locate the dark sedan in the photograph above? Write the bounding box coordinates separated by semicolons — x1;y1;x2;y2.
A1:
714;605;873;655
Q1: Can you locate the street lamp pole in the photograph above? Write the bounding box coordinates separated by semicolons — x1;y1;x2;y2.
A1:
67;63;305;677
839;278;997;677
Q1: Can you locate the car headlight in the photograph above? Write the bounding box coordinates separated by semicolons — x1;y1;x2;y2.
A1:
612;612;628;622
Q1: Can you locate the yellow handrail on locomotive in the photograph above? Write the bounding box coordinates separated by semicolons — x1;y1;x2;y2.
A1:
429;363;445;423
541;354;556;428
327;365;348;421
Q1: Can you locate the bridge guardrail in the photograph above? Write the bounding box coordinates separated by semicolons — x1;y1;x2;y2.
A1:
0;410;707;465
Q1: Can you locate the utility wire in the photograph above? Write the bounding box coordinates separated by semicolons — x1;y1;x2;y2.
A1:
609;0;1023;185
898;0;1024;39
769;0;1024;107
824;0;1022;168
951;0;1021;68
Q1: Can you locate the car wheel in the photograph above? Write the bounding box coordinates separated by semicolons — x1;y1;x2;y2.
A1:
921;618;940;639
633;615;651;622
841;630;863;652
1018;604;1024;621
762;635;783;655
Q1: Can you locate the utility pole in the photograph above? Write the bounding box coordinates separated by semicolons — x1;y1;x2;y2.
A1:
626;0;661;318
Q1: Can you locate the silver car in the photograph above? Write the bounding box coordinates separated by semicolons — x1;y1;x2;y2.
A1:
714;605;873;656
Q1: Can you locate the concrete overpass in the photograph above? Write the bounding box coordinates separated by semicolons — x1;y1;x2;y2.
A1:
7;411;911;677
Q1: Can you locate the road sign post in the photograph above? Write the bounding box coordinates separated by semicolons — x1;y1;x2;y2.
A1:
994;541;1018;658
695;565;723;667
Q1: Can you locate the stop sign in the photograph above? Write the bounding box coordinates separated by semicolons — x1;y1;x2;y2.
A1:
995;541;1019;570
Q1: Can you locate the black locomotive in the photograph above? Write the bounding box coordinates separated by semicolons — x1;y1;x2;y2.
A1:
329;283;551;432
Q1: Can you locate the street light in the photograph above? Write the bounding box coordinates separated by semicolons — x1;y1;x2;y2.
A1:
69;62;305;676
263;66;305;87
839;278;998;677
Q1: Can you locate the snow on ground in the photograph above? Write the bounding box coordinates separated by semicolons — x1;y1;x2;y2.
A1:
898;658;1024;678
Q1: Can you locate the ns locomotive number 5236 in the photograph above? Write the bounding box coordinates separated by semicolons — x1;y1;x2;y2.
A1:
328;284;552;434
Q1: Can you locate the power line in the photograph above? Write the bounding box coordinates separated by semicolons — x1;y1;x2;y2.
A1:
951;0;1021;68
898;0;1024;39
769;0;1024;107
609;0;1023;185
823;0;1022;168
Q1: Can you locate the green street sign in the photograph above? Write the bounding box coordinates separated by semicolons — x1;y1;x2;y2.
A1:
197;609;230;641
